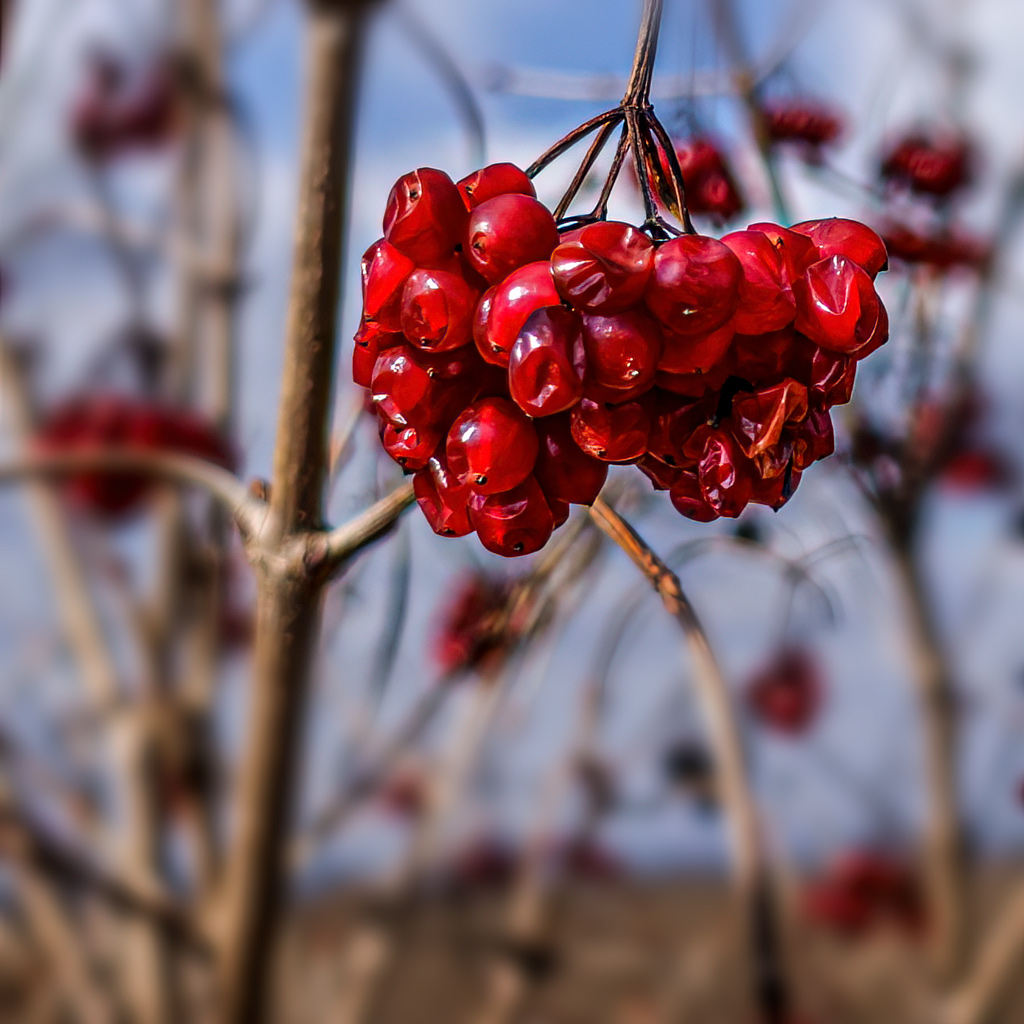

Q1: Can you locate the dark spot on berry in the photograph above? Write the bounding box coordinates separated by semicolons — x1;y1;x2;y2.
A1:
665;455;677;466
475;474;488;486
596;449;607;458
441;528;455;536
454;243;463;253
491;344;502;354
426;368;437;378
513;542;524;553
397;457;408;467
409;188;420;200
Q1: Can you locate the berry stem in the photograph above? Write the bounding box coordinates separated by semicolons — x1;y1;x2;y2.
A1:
552;114;620;221
588;494;792;1024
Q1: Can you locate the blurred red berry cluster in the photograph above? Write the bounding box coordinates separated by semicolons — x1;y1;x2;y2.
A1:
760;99;844;156
357;162;889;556
433;571;514;674
33;395;234;520
880;130;974;199
70;51;181;162
651;138;745;221
803;850;927;940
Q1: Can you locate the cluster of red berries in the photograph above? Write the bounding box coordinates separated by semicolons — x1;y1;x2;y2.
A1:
879;221;990;274
34;395;234;520
651;138;745;221
803;850;927;940
357;161;889;557
71;52;180;161
880;130;974;199
760;99;843;154
744;647;823;736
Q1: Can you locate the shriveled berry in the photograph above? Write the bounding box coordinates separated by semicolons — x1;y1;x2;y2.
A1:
551;221;654;314
657;322;734;376
648;391;714;467
727;328;800;387
360;239;414;330
690;426;755;518
645;235;742;335
731;379;809;463
483;261;560;367
379;420;440;471
721;229;796;334
534;414;608;505
384;167;468;264
748;222;820;283
791;219;888;278
637;454;682;491
581;310;662;393
447;397;539;494
457;163;535;210
570;396;650;463
508;306;586;417
750;464;802;510
414;452;475;537
467;194;559;284
793;256;886;356
791;406;835;469
371;343;480;429
400;268;478;351
670;468;720;522
792;334;856;406
469;476;555;556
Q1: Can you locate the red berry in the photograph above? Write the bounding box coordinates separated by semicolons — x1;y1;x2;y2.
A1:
669;468;720;522
533;414;608;505
637;454;682;491
457;162;536;210
647;391;714;467
793;334;856;406
508;306;586;417
360;239;414;330
466;194;559;284
548;496;571;528
791;219;888;278
414;452;475;537
690;426;754;518
352;320;403;388
379;420;440;471
721;229;796;334
655;366;727;398
482;261;561;367
726;328;800;387
657;321;734;376
750;465;802;510
447;397;539;494
370;343;480;429
645;235;742;335
400;268;478;351
731;379;809;463
746;647;823;735
550;221;654;314
747;222;821;283
793;256;886;356
570;396;650;463
469;476;555;556
473;286;497;354
581;309;662;394
383;167;468;264
880;223;989;273
791;406;835;470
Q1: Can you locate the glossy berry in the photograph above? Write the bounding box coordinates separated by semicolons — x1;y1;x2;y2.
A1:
657;322;734;376
352;320;403;389
722;230;796;334
582;310;662;394
571;396;650;463
457;163;536;209
533;414;608;505
414;452;475;537
447;397;539;494
467;194;559;284
383;167;468;264
730;379;809;464
550;221;654;314
691;426;755;518
469;476;555;557
669;468;719;522
793;256;886;356
645;235;742;335
791;219;888;278
371;343;475;430
508;306;586;417
379;420;441;471
748;222;821;283
400;268;478;351
481;261;561;366
360;239;414;331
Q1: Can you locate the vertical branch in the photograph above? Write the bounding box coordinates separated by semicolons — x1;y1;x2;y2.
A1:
214;4;367;1022
588;496;790;1024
